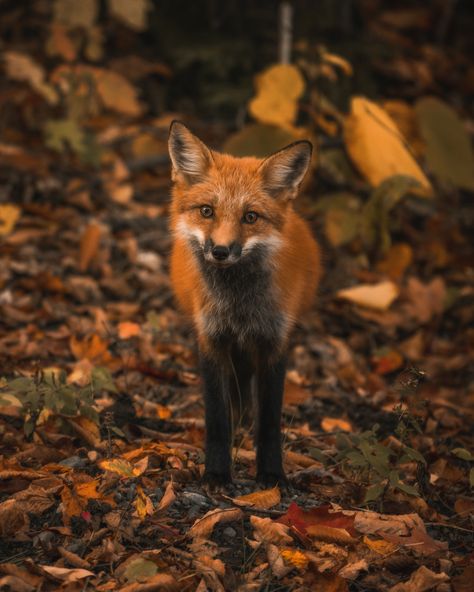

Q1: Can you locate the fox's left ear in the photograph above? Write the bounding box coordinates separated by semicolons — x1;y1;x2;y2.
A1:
260;140;312;199
168;121;213;184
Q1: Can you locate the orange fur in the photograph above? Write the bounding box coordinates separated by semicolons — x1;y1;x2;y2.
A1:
169;130;321;355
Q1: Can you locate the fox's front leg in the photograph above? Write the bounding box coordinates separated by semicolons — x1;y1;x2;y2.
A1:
256;355;287;486
200;354;233;486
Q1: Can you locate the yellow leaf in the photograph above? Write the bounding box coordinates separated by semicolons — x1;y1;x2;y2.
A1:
337;281;399;311
344;97;431;194
99;457;145;478
133;485;154;520
232;487;281;510
363;535;397;555
321;418;352;433
249;64;305;128
0;204;21;236
281;548;309;570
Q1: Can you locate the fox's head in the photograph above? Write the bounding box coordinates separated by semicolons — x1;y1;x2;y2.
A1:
168;121;312;268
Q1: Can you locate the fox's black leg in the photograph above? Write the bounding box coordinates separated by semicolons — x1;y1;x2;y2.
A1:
200;354;233;486
229;346;254;429
256;354;287;486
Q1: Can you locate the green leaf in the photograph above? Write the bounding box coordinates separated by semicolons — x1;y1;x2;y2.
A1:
395;481;419;496
45;119;101;166
91;367;117;393
307;447;328;464
359;440;391;477
360;175;420;253
123;558;158;583
415;96;474;191
223;124;302;158
8;377;34;393
402;445;427;465
364;482;385;503
451;448;474;462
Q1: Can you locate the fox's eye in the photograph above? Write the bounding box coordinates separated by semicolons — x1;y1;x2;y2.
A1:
200;205;214;218
244;211;258;224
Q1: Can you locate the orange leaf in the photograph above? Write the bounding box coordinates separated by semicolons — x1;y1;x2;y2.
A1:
281;548;309;569
306;524;357;545
133;485;154;520
321;418;353;433
99;457;147;479
79;222;101;272
363;536;397;555
118;321;141;339
232;487;281;510
70;334;110;363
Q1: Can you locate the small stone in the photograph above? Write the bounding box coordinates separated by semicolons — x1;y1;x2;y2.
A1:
182;492;210;507
59;456;86;468
223;527;236;538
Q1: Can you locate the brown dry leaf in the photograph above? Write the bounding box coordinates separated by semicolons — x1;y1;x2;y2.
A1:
109;0;149;31
250;515;293;545
249;64;305;128
53;0;97;29
0;204;21;236
0;499;29;536
267;544;292;578
40;565;95;583
338;559;368;580
321;418;353;433
12;484;55;514
376;243;413;280
133;485;154;520
0;576;34;592
118;322;141;339
363;535;397;555
3;51;58;104
344;97;431;193
47;23;77;61
118;573;179;592
93;68;143;116
307;524;357;545
403;277;446;324
190;507;243;540
156;480;176;512
452;565;474;592
79;222;101;272
61;485;84;522
389;565;449;592
353;510;447;556
193;554;226;592
454;497;474;517
232;486;281;510
337;281;399;311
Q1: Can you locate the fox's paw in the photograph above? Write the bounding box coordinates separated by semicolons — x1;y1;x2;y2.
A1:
202;471;233;493
256;470;290;490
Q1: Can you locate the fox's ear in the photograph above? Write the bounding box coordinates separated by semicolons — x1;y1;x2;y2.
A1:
260;140;312;198
168;121;213;184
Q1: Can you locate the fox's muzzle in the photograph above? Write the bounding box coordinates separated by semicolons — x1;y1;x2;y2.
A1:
203;239;242;266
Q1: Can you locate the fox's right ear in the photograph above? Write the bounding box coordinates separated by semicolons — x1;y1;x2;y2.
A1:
168;121;213;184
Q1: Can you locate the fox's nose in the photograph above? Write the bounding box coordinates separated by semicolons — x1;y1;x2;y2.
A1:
211;245;230;260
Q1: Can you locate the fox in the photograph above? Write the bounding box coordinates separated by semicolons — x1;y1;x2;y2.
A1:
168;121;321;487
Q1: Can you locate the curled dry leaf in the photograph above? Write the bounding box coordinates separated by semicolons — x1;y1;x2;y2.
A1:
267;544;292;578
156;480;176;512
189;507;243;540
133;485;154;521
39;565;95;582
388;565;449;592
337;281;399;311
232;486;281;510
306;524;357;546
250;515;293;545
338;559;368;580
344;97;431;193
3;51;58;104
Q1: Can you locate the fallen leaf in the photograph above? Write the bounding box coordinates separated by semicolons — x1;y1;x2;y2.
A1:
344;97;431;193
321;418;353;433
267;544;292;578
47;23;77;61
133;485;154;520
338;559;368;579
363;535;398;555
280;548;309;569
250;515;293;545
190;508;243;540
337;281;399;311
403;277;446;324
79;222;101;272
388;565;449;592
118;322;141;339
249;64;305;128
376;243;413;280
416;96;474;191
93;68;143;116
156;480;176;512
0;204;21;236
3;51;58;104
232;487;281;510
40;565;95;582
53;0;97;29
306;524;357;545
99;457;148;478
277;502;356;537
452;565;474;592
109;0;149;31
0;499;29;536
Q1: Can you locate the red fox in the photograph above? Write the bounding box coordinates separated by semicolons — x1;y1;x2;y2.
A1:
168;121;321;487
